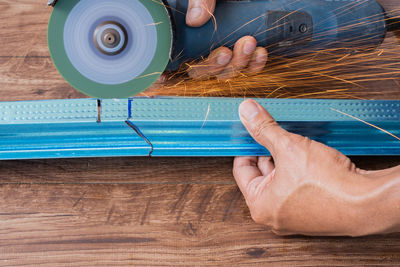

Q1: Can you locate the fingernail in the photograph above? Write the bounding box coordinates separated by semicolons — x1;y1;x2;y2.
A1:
217;52;232;65
239;100;260;121
243;41;256;55
187;7;203;22
256;53;268;63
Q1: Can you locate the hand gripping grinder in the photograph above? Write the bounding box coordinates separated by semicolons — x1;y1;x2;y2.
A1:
47;0;392;98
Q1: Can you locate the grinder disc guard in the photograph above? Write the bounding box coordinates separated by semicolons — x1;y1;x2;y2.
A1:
48;0;172;98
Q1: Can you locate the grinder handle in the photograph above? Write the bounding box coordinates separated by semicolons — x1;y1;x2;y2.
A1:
165;0;387;71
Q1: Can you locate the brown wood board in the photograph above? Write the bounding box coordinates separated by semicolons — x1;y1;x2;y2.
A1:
0;1;399;265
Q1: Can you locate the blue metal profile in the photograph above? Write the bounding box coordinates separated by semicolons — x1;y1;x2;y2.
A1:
0;97;399;160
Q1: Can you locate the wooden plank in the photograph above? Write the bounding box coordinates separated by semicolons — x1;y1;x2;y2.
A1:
0;0;400;265
0;158;236;184
0;157;399;185
0;157;398;266
0;0;85;100
0;183;399;266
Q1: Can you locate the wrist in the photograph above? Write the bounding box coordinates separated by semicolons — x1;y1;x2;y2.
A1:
349;170;400;236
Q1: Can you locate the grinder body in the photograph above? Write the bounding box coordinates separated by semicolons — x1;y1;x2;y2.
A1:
166;0;387;70
48;0;388;98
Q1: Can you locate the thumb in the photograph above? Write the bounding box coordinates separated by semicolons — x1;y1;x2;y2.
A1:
186;0;216;27
239;99;289;156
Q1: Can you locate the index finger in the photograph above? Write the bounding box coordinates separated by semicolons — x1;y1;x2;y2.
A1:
233;156;263;199
186;0;216;27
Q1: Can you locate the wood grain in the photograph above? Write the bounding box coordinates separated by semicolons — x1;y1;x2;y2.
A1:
0;0;400;266
0;0;86;100
0;182;398;266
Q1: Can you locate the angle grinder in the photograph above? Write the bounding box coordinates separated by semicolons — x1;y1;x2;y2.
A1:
47;0;395;99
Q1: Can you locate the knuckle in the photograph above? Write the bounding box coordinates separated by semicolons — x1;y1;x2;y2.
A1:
232;60;244;69
188;68;204;80
216;68;232;80
229;65;240;75
252;119;277;140
333;152;353;169
280;134;310;151
231;56;248;69
289;134;309;146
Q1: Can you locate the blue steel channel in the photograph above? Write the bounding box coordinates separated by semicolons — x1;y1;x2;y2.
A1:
0;97;398;160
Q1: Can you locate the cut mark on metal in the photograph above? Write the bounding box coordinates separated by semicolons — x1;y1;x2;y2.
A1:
330;107;400;141
125;120;154;156
97;99;102;123
127;98;133;119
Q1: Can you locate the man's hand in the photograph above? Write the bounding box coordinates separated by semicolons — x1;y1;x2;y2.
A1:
233;99;400;236
185;0;268;79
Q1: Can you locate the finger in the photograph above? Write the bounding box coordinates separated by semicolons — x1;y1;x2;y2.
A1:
359;165;400;177
247;47;268;73
188;47;232;79
233;157;263;199
233;156;275;203
239;99;290;156
186;0;216;27
217;36;257;80
257;156;275;177
272;229;295;236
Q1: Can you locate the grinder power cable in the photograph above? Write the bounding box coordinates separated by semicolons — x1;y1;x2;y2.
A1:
47;0;395;98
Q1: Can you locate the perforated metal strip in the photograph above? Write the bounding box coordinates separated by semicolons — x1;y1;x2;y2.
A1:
129;98;400;122
0;97;399;159
129;98;400;156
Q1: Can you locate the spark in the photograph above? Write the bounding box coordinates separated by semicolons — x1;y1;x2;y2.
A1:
136;72;162;79
142;4;400;101
201;104;211;129
145;21;163;26
330;108;400;141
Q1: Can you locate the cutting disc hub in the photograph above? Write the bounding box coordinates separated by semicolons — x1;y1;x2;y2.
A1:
94;21;128;55
48;0;172;98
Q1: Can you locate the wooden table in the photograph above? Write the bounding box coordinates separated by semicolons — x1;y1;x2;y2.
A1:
0;1;399;265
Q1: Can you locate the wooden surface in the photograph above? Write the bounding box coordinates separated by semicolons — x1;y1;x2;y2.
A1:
1;1;400;266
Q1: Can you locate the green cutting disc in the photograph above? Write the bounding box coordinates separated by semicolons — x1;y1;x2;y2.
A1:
48;0;172;98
